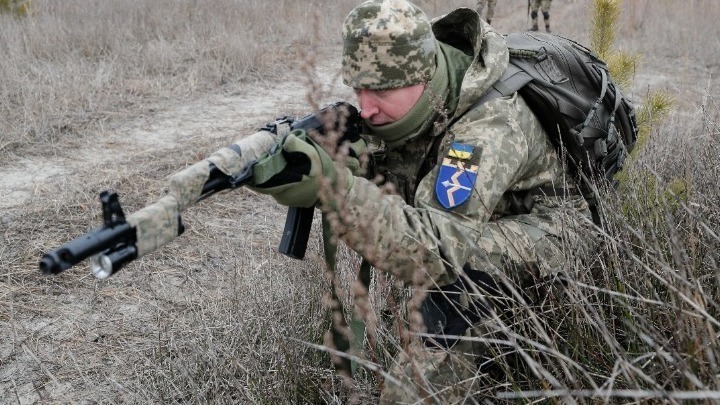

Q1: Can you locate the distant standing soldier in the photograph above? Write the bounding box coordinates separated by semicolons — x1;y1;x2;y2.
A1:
476;0;497;24
529;0;552;32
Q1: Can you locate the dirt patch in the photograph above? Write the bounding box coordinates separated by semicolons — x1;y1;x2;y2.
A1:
0;61;351;210
0;160;70;209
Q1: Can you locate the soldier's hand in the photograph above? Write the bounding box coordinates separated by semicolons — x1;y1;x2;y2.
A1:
338;130;367;177
249;129;355;208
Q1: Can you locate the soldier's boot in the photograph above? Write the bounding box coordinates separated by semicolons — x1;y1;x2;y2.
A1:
530;11;539;31
487;19;491;24
545;24;551;33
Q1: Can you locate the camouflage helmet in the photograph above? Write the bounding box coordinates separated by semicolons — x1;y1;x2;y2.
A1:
342;0;437;90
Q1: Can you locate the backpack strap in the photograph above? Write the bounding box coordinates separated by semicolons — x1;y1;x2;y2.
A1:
459;63;533;124
583;67;609;132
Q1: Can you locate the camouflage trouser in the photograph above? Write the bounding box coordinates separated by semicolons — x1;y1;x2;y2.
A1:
530;0;552;29
530;0;552;12
380;197;595;403
381;330;485;403
476;0;497;22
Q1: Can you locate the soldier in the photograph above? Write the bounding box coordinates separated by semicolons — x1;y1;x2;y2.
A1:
250;0;594;402
476;0;497;24
530;0;552;32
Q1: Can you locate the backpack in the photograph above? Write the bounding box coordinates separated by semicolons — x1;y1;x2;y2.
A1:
475;32;639;203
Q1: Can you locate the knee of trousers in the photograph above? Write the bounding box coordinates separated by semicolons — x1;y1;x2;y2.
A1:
419;265;503;349
531;10;538;18
543;11;550;19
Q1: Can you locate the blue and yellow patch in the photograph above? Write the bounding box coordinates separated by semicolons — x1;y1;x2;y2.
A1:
435;142;479;209
447;142;474;160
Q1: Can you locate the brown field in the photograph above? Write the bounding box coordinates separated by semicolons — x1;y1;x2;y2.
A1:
1;0;719;403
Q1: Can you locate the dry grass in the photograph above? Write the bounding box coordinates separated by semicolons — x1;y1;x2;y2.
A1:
0;0;353;155
1;0;720;403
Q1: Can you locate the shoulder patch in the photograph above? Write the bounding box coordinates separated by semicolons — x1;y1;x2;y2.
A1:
435;142;480;209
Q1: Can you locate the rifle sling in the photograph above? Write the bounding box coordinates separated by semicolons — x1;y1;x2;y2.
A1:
321;213;374;378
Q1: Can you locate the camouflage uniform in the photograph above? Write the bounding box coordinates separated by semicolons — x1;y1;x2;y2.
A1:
339;1;594;402
476;0;497;24
530;0;552;32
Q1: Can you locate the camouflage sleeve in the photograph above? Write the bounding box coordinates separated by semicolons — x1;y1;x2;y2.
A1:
424;92;559;223
338;177;469;287
336;94;560;286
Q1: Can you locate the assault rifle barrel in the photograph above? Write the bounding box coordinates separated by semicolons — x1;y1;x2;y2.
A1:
37;102;362;278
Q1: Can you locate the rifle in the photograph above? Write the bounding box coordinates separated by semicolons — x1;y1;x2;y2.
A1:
38;102;362;279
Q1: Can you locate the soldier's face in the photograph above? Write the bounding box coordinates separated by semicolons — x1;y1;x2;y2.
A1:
355;84;425;126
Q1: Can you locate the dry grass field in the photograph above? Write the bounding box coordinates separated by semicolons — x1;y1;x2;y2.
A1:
1;0;719;403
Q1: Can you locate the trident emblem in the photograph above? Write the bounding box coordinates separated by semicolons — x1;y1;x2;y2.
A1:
435;142;479;209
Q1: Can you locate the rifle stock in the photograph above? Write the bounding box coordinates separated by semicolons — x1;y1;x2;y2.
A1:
39;102;361;277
